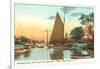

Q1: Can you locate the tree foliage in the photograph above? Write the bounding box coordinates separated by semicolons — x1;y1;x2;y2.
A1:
79;12;94;41
19;36;28;42
79;12;94;25
70;27;85;41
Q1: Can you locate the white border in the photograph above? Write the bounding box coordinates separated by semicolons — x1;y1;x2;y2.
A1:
11;0;95;69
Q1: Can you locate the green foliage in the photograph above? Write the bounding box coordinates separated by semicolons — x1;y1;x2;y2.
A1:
79;12;94;41
70;27;85;41
19;36;28;42
79;45;87;50
89;12;94;23
79;12;94;25
72;43;87;55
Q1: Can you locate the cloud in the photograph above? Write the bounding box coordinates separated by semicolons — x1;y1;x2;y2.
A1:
70;12;82;17
47;16;55;20
61;6;77;14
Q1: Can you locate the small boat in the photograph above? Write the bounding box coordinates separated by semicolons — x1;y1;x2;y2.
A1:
15;48;27;54
36;43;44;48
48;44;54;48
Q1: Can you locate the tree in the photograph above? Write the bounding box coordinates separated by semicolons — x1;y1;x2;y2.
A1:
85;24;94;41
19;36;28;42
79;12;94;25
79;12;94;41
89;12;94;23
70;27;85;41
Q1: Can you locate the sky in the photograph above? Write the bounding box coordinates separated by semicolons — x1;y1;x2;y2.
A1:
15;3;94;41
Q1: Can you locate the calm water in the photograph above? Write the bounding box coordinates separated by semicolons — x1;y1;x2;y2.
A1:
15;45;72;61
15;45;24;49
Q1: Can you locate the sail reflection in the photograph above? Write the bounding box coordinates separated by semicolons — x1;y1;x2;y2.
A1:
24;50;31;58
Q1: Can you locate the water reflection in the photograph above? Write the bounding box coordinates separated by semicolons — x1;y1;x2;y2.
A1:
15;43;94;61
24;50;31;58
15;47;71;61
50;50;63;60
15;54;21;59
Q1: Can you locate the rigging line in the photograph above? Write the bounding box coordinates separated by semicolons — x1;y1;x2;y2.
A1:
68;15;72;30
69;16;72;24
67;15;72;34
63;7;65;24
58;7;65;24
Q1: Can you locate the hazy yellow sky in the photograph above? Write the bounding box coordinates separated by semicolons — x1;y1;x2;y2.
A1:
15;4;93;41
15;15;81;41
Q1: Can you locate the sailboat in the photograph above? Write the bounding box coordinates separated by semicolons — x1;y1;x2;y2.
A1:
49;12;64;46
49;12;64;60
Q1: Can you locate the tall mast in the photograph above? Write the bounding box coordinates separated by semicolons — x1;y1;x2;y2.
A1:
63;7;65;24
47;28;48;46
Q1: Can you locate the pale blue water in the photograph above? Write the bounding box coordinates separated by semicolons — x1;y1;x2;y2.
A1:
15;45;72;61
15;45;24;49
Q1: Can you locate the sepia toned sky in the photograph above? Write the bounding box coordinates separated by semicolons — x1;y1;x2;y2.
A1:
15;4;94;41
